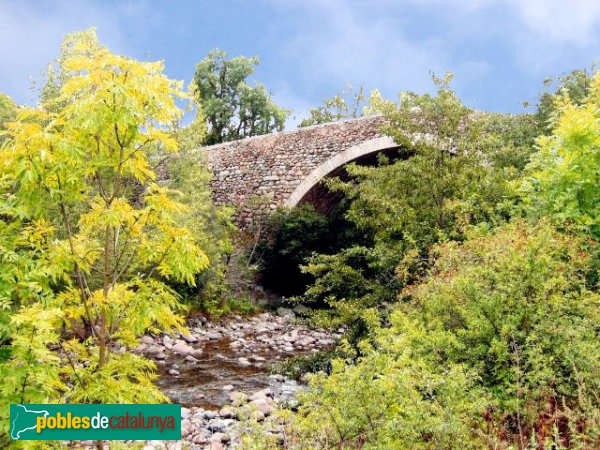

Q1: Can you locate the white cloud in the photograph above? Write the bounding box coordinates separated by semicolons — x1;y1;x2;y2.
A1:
507;0;600;45
0;1;133;105
267;1;438;106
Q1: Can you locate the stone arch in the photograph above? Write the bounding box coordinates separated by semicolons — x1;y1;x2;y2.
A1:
284;136;397;208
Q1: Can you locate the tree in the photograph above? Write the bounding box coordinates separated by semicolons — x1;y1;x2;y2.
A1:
0;30;208;447
523;71;600;237
299;85;366;127
0;93;18;144
536;67;595;133
192;49;289;144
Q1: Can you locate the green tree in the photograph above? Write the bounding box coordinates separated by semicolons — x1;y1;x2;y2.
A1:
0;30;208;447
299;85;366;127
192;49;289;144
536;67;595;132
523;71;600;237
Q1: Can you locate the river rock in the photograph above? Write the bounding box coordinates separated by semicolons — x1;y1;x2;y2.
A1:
207;442;224;450
203;410;218;420
238;357;251;367
250;398;274;415
181;333;198;343
181;419;193;437
229;391;248;406
276;307;295;318
249;388;272;401
207;420;228;432
219;406;234;418
172;342;195;355
211;432;231;444
145;345;163;355
141;335;154;345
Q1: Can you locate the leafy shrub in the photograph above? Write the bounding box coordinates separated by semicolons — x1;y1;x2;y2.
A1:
163;144;236;310
204;295;259;319
288;221;600;449
272;349;338;380
523;71;600;238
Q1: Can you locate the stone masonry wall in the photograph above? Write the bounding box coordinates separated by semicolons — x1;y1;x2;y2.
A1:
203;116;386;228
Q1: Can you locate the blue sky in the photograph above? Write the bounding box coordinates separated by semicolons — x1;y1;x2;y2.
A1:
1;0;599;126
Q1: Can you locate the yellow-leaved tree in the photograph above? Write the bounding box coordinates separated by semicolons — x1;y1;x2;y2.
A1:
0;29;208;447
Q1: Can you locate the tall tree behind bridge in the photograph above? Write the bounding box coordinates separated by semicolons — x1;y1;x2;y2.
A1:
299;85;366;127
192;49;289;145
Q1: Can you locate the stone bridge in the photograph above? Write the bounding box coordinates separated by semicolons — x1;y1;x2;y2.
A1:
204;116;398;227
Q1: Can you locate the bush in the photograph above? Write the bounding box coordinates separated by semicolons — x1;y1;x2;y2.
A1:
272;349;337;380
282;221;600;448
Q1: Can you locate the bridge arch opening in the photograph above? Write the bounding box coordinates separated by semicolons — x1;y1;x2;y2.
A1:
284;136;401;212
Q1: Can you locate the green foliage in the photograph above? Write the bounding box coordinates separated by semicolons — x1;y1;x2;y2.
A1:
523;71;600;237
298;246;391;345
272;349;337;381
255;202;368;297
400;220;600;446
163;114;236;309
296;74;526;346
204;295;259;319
0;92;18;144
0;29;208;445
299;85;366;127
284;221;600;448
536;67;595;133
292;352;485;449
192;49;289;144
477;111;539;172
256;205;332;296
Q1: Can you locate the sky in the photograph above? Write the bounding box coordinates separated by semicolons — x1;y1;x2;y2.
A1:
1;0;599;126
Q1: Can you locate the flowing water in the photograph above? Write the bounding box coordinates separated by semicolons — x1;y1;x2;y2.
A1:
155;337;286;409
